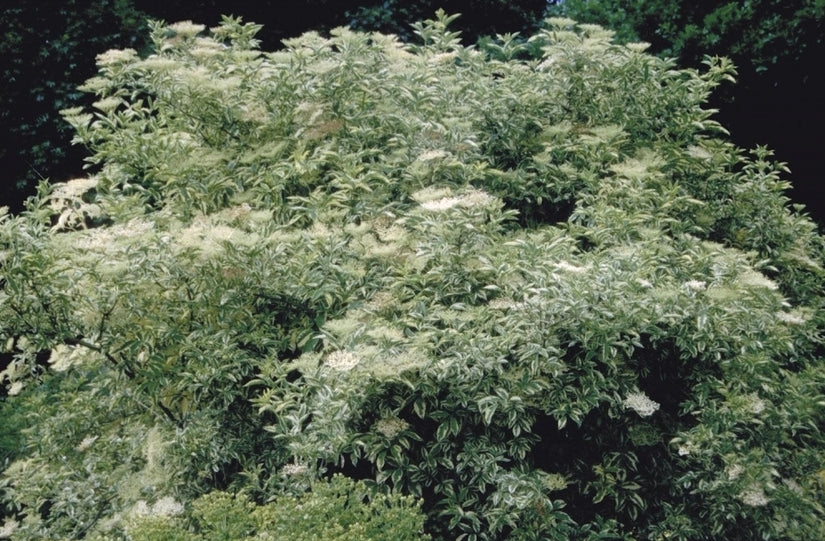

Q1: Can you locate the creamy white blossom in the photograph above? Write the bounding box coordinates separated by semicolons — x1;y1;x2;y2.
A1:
282;462;308;476
326;350;359;371
131;501;151;517
419;189;495;212
136;57;180;71
416;149;450;162
684;280;707;291
776;311;807;325
7;381;23;396
92;96;122;113
488;298;524;310
745;394;766;415
420;196;462;212
375;224;406;243
96;48;138;67
428;52;457;64
540;472;569;492
686;145;712;160
554;261;588;274
168;21;206;37
726;464;744;480
623;391;660;417
364;291;394;312
411;186;453;203
739;485;769;507
0;519;19;539
49;177;98;201
677;441;697;456
152;496;185;517
737;269;779;290
626;42;652;53
375;417;410;439
72;218;155;252
76;435;99;452
366;325;405;343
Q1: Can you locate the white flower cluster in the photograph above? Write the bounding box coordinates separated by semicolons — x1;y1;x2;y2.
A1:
686;145;712;160
136;57;179;71
488;298;523;310
744;394;766;415
428;52;457;64
684;280;707;291
623;391;660;417
367;348;428;380
76;435;99;452
419;196;463;212
374;417;410;439
625;42;652;53
326;350;359;371
737;269;779;290
411;186;453;203
6;381;23;397
47;177;103;231
49;177;98;203
419;189;495;212
49;345;85;372
153;496;185;517
375;224;406;243
416;149;450;162
307;222;332;239
738;485;769;507
92;96;122;113
540;472;569;492
364;291;394;313
95;48;138;67
168;21;206;38
282;462;308;476
726;464;744;480
554;261;589;274
776;311;807;325
0;519;18;539
366;325;405;343
133;496;184;518
73;218;155;252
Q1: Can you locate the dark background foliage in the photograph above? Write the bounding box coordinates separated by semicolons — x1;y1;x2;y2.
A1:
1;0;822;224
0;0;147;212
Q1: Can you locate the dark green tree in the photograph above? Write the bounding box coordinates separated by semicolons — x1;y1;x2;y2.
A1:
345;0;548;42
0;0;148;211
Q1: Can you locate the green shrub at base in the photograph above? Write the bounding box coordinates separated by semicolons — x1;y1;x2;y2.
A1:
120;475;429;541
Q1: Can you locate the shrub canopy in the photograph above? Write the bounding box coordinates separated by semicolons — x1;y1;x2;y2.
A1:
1;12;824;541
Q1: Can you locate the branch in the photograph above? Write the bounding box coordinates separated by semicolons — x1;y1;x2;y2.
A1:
66;337;136;379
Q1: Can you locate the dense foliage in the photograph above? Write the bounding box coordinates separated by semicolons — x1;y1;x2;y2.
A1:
345;0;547;42
546;0;825;224
2;13;825;540
1;0;548;212
547;0;825;74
